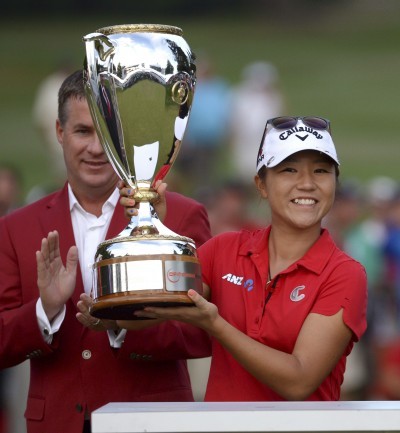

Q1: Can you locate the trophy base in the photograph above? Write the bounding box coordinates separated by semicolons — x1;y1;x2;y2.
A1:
90;291;194;320
91;232;202;320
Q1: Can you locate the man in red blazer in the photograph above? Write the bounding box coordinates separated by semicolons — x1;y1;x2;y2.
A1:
0;71;212;433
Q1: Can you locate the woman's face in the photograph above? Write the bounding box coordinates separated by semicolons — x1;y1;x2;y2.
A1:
255;150;337;231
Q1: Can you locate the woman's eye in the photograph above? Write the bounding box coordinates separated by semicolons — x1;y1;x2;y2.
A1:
315;167;331;173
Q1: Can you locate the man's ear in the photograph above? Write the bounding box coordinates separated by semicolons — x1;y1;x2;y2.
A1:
254;174;268;199
55;118;64;147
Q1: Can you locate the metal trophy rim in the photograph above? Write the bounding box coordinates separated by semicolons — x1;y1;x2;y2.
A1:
96;24;183;36
97;233;195;249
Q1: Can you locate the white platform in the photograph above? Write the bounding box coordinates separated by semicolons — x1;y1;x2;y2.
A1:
91;401;400;433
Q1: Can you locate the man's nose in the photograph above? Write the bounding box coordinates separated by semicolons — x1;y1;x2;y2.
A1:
88;134;104;154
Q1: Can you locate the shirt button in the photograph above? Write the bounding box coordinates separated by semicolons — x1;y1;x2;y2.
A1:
82;350;92;360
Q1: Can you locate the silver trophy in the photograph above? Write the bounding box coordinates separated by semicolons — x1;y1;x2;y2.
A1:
83;24;202;319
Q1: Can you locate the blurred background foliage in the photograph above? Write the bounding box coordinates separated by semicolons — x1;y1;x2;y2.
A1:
1;0;399;198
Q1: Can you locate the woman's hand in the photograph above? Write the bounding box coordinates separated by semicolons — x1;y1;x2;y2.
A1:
117;180;139;219
131;288;220;334
118;179;168;222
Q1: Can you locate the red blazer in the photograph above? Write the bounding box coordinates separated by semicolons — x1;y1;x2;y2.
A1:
0;184;212;433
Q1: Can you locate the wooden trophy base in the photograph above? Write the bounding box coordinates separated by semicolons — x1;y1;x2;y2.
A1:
90;291;194;320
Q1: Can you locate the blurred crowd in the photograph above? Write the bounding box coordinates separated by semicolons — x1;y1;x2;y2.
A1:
1;54;399;432
173;55;286;195
0;163;27;433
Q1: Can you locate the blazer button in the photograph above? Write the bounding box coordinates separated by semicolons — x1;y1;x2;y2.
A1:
75;403;83;413
82;350;92;360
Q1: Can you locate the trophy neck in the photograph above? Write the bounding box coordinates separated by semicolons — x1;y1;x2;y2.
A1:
133;182;158;203
129;201;158;236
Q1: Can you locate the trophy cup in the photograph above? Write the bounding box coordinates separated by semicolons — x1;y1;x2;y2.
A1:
83;24;202;320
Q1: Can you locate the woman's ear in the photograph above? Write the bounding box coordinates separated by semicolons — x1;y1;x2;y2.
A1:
254;174;268;199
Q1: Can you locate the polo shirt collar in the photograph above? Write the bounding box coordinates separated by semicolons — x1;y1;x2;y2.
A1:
297;229;337;275
239;226;337;276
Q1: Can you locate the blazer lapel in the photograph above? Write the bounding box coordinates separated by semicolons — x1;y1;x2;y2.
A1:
107;203;128;238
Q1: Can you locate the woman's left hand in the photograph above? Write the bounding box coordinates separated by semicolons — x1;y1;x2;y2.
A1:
121;289;219;333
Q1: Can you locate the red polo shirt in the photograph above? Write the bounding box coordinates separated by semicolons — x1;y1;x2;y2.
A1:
198;226;367;401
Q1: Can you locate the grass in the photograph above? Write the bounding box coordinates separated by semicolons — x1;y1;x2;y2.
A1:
1;5;399;198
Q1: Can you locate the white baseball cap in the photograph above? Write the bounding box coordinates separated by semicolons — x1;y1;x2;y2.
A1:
256;116;340;172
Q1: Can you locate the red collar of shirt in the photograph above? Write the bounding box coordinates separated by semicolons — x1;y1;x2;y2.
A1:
238;226;338;277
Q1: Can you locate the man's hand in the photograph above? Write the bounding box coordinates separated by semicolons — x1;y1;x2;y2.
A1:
36;230;78;322
76;293;119;331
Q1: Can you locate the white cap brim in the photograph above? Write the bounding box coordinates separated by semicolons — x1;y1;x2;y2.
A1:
256;120;339;172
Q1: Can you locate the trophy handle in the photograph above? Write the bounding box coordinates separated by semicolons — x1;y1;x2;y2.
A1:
83;32;115;61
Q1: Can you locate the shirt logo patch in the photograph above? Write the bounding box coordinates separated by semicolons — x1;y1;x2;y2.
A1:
222;273;243;285
244;279;254;292
290;285;306;302
222;274;254;291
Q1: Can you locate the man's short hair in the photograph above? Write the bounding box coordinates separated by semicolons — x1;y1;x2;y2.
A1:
58;70;86;126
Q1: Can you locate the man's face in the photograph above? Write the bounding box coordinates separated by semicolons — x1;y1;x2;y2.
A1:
56;97;117;194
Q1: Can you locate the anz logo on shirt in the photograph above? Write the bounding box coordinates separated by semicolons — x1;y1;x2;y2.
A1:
222;273;254;291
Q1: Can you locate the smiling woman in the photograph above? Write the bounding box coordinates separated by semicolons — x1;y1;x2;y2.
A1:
111;115;367;402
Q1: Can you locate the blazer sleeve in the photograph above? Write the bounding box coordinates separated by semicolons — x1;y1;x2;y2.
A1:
0;216;55;369
164;192;212;248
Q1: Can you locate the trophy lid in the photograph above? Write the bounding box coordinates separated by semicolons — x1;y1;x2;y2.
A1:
96;24;183;36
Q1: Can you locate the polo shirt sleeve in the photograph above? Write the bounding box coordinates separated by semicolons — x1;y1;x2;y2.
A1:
311;260;368;341
198;236;218;289
198;232;236;292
